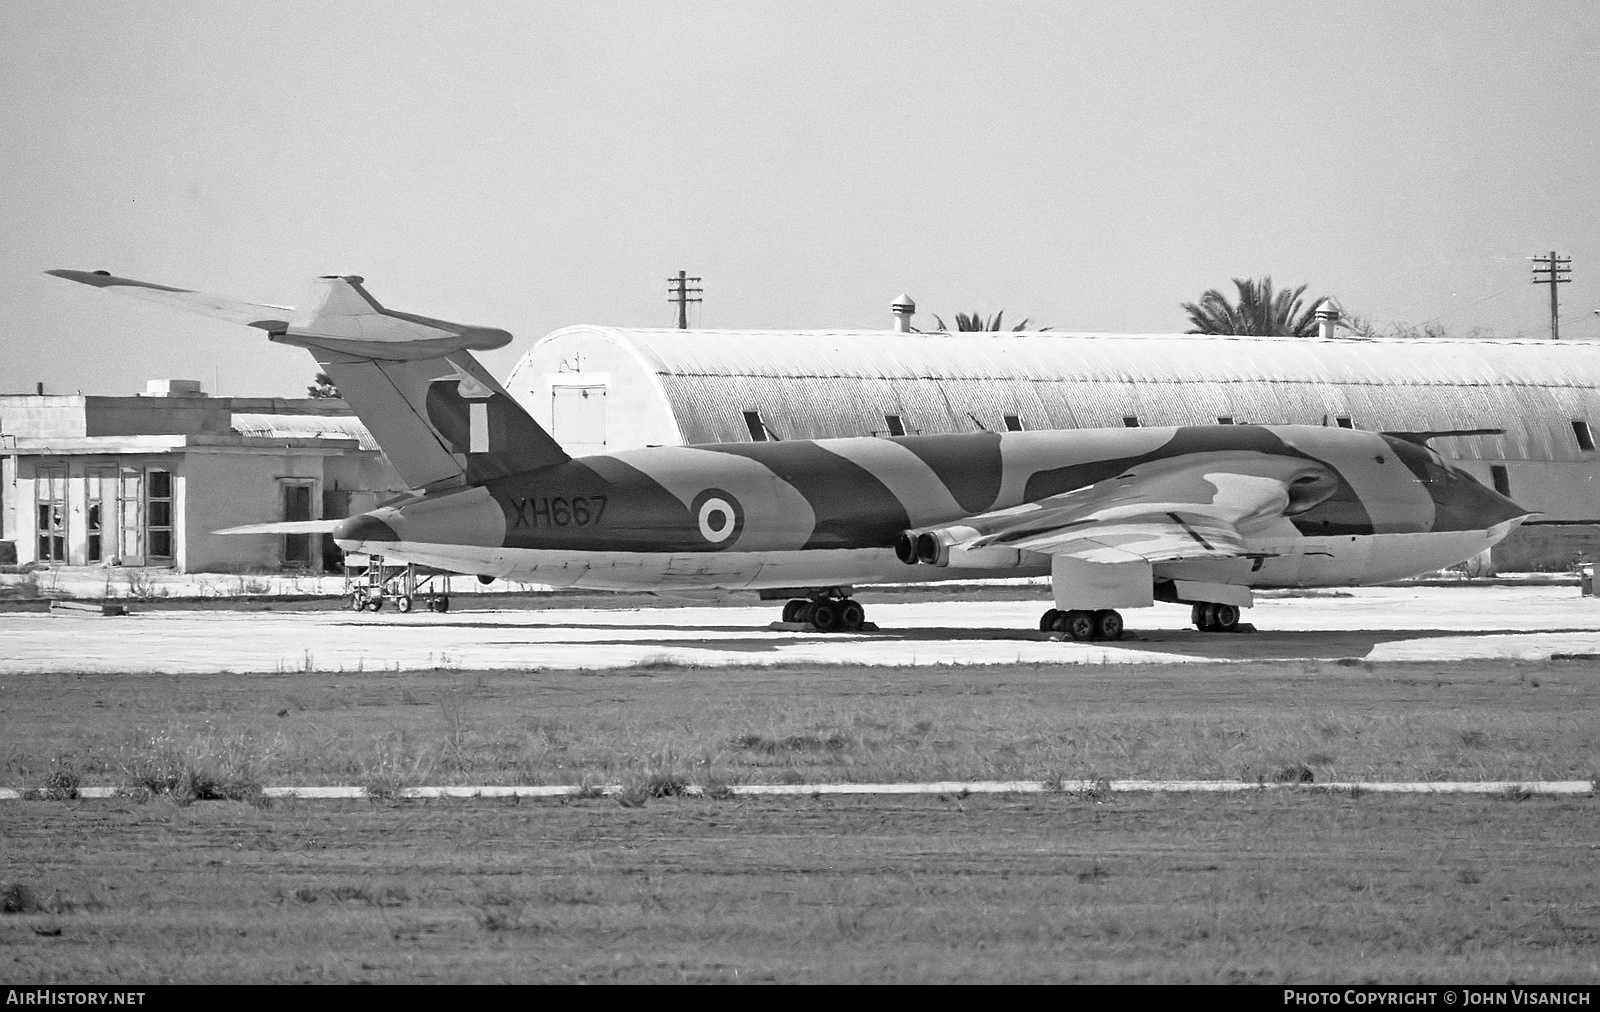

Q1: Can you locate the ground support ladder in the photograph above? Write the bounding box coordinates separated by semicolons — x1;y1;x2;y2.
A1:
344;554;450;613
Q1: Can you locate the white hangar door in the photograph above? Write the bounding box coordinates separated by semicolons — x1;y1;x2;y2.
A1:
551;385;607;457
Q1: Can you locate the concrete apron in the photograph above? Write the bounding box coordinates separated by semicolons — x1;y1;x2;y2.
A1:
3;585;1600;673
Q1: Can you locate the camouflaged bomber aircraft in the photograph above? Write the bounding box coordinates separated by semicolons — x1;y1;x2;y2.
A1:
50;271;1536;640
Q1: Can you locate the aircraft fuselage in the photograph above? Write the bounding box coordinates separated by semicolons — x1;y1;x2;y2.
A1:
333;423;1528;595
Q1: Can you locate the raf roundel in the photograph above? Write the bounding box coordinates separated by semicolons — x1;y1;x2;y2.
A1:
692;488;744;547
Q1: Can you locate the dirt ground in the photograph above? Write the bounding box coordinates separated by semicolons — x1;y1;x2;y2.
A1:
2;793;1596;984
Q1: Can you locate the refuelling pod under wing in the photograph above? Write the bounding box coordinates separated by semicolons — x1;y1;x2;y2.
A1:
897;526;1039;569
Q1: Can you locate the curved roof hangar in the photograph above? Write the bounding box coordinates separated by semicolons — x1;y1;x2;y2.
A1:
507;326;1600;464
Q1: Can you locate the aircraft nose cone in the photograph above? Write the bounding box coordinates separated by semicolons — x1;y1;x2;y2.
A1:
332;513;399;543
1430;472;1534;532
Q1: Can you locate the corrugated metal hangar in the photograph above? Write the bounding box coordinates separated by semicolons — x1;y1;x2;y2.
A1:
506;326;1600;571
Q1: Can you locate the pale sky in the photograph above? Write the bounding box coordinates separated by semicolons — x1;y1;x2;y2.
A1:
3;1;1598;397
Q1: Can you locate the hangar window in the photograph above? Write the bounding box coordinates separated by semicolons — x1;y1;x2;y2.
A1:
1003;415;1025;432
1490;465;1511;498
1216;416;1234;425
1335;416;1354;429
884;414;906;437
1573;420;1595;452
743;410;774;442
1122;416;1140;428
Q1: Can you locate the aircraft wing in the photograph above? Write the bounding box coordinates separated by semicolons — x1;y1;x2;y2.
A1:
909;450;1337;566
989;507;1253;563
47;270;293;332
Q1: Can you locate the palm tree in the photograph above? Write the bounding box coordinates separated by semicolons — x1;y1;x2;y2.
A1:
307;371;340;398
1181;277;1326;336
931;310;1046;332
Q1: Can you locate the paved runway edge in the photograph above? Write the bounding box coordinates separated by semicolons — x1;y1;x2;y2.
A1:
1;780;1592;800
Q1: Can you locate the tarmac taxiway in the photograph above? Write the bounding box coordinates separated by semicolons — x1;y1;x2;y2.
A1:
2;583;1598;674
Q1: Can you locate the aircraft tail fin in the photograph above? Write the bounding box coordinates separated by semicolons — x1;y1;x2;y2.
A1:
50;271;570;491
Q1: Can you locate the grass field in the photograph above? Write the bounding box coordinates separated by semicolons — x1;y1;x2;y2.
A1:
3;793;1597;983
1;658;1594;794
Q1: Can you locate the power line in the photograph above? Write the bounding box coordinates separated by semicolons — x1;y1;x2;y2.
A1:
1532;251;1571;340
668;270;702;331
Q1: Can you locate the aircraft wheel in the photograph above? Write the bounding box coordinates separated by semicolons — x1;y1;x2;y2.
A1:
1064;609;1097;641
810;600;839;633
1212;603;1240;632
365;596;383;612
349;592;366;612
782;599;805;623
396;595;413;613
838;599;865;632
1193;603;1213;631
1094;609;1123;641
1040;608;1061;632
435;595;450;614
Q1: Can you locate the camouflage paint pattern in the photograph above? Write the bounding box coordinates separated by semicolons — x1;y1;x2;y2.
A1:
338;424;1529;562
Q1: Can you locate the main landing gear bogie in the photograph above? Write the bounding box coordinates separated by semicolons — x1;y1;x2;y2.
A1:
1040;608;1123;642
1192;602;1240;633
782;596;868;633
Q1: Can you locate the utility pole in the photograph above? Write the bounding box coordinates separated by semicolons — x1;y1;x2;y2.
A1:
668;270;702;330
1532;251;1571;340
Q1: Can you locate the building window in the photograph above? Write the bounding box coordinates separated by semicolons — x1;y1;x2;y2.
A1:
86;468;114;563
1217;416;1234;425
884;414;906;437
1335;416;1354;429
146;469;173;561
1123;416;1140;427
35;466;66;563
743;410;774;442
1003;415;1025;432
1573;420;1595;452
118;469;143;565
1491;465;1511;498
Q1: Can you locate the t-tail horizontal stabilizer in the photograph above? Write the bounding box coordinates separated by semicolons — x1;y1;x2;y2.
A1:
49;271;571;492
213;520;343;535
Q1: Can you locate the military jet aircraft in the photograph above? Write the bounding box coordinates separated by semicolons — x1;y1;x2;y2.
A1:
49;271;1535;639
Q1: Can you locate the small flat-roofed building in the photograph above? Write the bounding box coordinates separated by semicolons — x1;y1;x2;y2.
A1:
507;327;1600;570
0;380;402;572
